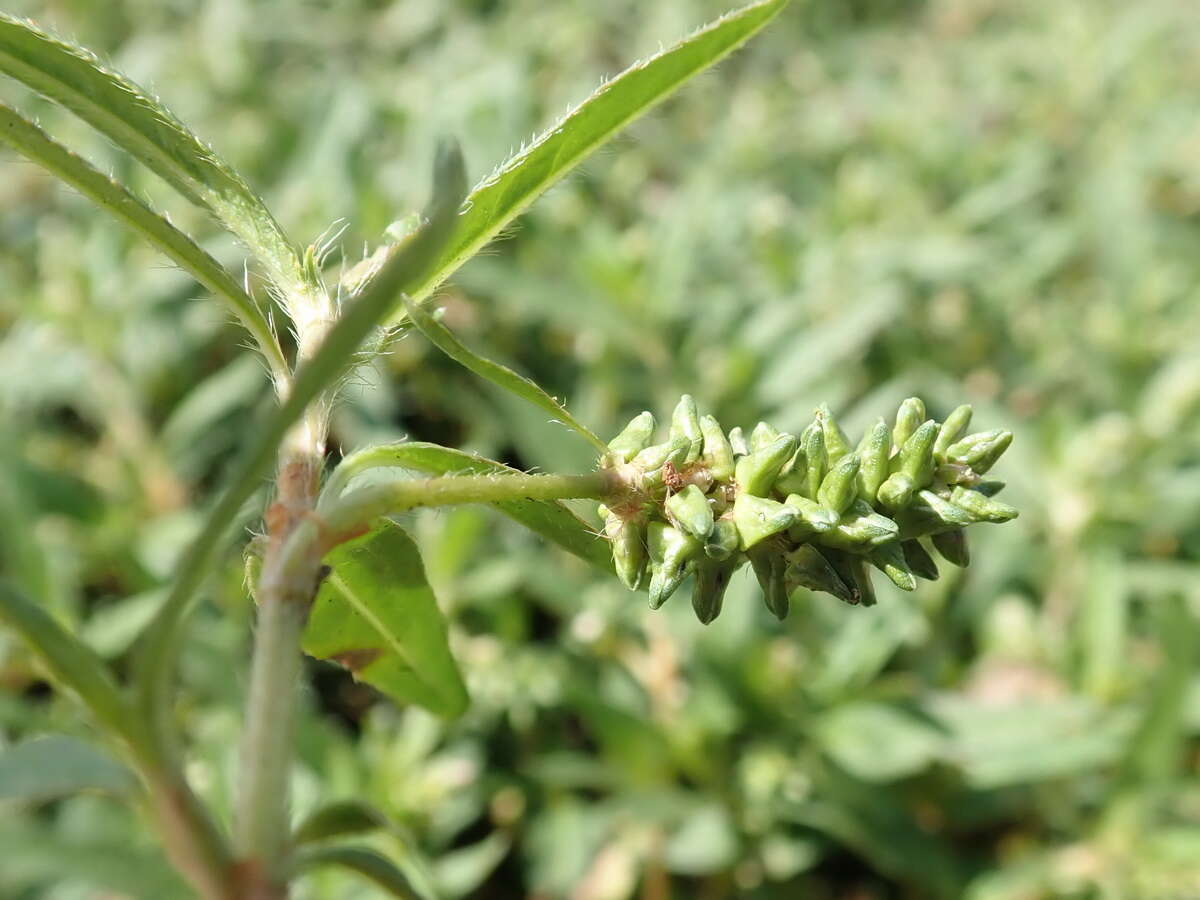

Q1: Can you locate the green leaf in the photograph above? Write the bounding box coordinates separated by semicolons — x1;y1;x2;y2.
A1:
292;800;388;846
0;581;138;747
0;735;137;802
294;846;420;899
815;702;944;782
323;442;613;573
131;143;468;746
302;520;468;718
395;0;789;316
0;103;288;383
0;14;305;296
402;296;606;454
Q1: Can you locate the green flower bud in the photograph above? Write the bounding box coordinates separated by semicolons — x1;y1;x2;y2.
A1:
692;559;737;625
647;522;701;609
945;430;1013;474
820;500;900;549
750;420;781;451
900;539;939;581
818;452;861;515
911;489;974;528
816;403;853;463
631;437;681;471
704;517;740;560
949;486;1019;523
975;480;1006;497
637;437;692;492
669;395;704;464
699;414;735;481
893;397;926;450
856;419;891;503
867;541;917;591
665;484;715;539
749;549;789;621
605;511;647;590
876;472;915;512
607;411;656;462
782;494;839;533
935;462;979;486
932;528;970;567
823;548;877;607
802;423;827;500
733;493;798;549
727;426;749;457
895;419;939;488
933;404;972;460
784;544;854;604
735;433;798;497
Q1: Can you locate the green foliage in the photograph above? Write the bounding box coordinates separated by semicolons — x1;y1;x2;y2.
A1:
302;520;468;719
3;0;1200;897
0;734;136;802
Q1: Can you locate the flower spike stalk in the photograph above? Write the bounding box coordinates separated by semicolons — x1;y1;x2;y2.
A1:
597;397;1017;623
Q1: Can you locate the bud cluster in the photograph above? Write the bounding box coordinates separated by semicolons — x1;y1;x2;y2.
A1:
598;396;1017;624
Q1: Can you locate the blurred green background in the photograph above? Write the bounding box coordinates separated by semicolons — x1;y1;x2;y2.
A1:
3;0;1200;897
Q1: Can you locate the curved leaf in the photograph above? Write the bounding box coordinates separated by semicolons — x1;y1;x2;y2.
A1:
294;846;420;899
323;442;612;573
0;13;304;294
293;800;388;846
302;520;468;718
394;0;789;317
0;104;288;383
402;296;606;453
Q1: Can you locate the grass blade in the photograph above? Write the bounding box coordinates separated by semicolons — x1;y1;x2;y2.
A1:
402;296;606;453
131;143;469;745
393;0;789;317
323;442;612;573
0;103;288;384
0;13;305;296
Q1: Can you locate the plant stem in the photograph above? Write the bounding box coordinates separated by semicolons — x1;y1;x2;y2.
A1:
234;576;310;892
320;470;618;547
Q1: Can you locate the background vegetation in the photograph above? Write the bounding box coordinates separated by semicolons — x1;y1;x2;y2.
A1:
2;0;1199;896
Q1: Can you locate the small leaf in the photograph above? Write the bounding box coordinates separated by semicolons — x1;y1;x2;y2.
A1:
0;735;137;802
293;846;419;899
394;0;789;316
293;800;388;846
324;442;611;573
302;521;468;718
403;296;606;454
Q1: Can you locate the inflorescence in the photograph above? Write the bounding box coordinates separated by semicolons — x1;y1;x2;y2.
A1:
598;396;1017;624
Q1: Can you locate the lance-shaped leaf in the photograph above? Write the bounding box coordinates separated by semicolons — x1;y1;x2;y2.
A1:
392;0;790;317
323;441;612;573
0;581;136;745
403;295;606;454
303;520;468;718
0;14;305;295
0;104;287;383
